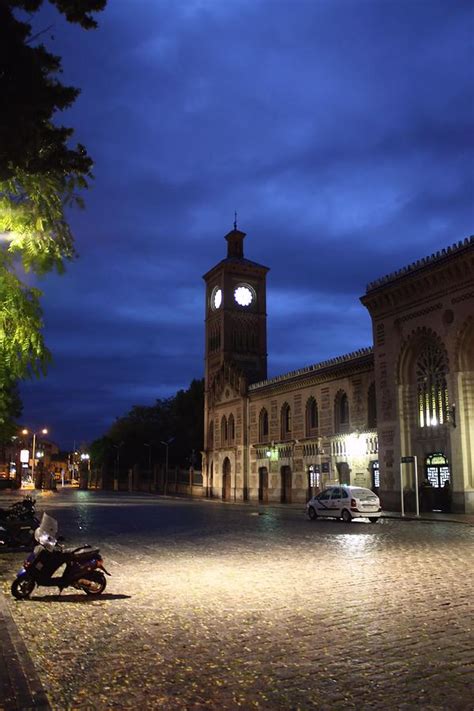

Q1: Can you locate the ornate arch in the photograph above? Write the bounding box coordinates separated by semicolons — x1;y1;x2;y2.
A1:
258;407;269;442
453;315;474;372
397;327;450;428
334;389;349;433
305;396;319;437
281;402;292;440
397;327;449;385
221;415;228;446
222;457;232;500
228;413;235;444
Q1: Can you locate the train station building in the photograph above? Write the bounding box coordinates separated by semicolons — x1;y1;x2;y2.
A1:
202;229;474;512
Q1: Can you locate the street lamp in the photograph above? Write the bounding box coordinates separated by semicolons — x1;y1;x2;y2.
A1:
160;438;174;496
22;428;48;485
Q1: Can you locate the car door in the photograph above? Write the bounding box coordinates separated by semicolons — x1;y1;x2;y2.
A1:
329;487;342;517
314;488;333;516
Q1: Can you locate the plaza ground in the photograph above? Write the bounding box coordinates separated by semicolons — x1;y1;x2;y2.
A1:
0;489;473;710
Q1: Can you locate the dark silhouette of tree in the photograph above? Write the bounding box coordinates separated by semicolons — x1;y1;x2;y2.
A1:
90;380;204;472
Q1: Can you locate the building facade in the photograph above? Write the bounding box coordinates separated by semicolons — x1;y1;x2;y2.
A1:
202;230;474;513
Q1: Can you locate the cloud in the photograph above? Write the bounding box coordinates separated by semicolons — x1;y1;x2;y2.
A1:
20;0;474;448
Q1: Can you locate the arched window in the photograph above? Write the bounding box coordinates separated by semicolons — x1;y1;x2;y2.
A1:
228;414;235;444
335;391;349;433
208;420;214;449
259;408;269;442
367;383;377;429
416;343;449;427
281;403;292;440
221;415;228;445
305;397;318;436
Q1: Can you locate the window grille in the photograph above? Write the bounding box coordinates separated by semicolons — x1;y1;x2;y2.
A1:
416;344;448;427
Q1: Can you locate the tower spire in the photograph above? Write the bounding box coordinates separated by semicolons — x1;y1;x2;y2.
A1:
234;211;237;231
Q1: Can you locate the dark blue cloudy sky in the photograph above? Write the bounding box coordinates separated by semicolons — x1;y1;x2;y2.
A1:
22;0;474;449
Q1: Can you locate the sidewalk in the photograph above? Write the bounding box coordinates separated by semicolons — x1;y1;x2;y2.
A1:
0;593;50;710
214;496;474;525
381;509;474;525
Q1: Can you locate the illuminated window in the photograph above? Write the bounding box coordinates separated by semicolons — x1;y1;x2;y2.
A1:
259;408;269;442
416;344;448;427
425;452;450;487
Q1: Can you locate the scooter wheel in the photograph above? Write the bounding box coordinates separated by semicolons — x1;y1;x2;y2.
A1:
80;571;107;596
11;576;35;600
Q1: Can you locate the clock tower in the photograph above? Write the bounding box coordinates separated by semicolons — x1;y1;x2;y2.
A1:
203;226;269;392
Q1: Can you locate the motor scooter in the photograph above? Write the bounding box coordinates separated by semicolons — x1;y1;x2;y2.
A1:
0;496;39;547
11;513;110;600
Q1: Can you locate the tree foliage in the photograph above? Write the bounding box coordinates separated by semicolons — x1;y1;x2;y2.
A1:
0;0;106;430
90;380;205;472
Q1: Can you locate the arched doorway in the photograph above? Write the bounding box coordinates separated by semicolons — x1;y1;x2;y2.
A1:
222;457;231;500
258;467;268;503
280;466;292;503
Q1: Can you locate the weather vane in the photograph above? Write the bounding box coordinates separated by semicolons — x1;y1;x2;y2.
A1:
234;211;238;230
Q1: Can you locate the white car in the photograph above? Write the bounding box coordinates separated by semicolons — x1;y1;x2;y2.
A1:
306;485;382;523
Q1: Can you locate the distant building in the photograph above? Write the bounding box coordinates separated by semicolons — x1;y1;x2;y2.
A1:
202;230;474;513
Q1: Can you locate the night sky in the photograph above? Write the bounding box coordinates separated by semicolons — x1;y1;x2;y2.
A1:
21;0;473;450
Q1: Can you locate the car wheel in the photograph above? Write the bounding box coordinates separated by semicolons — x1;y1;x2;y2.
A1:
369;517;379;524
341;509;352;523
308;506;318;520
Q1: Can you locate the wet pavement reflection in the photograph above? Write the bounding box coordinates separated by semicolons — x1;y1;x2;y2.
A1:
0;489;472;710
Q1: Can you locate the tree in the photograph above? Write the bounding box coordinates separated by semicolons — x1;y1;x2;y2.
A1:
0;0;106;430
90;380;205;474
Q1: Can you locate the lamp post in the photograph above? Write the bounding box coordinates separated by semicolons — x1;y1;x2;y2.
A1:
160;438;174;496
22;428;48;486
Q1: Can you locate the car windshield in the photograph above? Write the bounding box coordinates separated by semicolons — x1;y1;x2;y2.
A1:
350;488;377;500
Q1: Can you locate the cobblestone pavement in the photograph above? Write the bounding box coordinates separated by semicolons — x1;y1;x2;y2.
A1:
0;490;473;710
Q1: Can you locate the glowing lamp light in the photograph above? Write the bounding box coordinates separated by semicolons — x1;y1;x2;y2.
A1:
346;433;366;458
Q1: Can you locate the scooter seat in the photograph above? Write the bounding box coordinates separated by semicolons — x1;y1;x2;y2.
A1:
71;548;101;560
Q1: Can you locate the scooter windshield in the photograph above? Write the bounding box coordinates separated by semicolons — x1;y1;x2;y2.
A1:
34;512;58;551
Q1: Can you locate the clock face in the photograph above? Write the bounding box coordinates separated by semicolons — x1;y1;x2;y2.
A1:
211;287;222;310
234;285;254;307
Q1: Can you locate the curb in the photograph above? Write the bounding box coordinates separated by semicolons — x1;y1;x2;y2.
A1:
0;593;51;710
